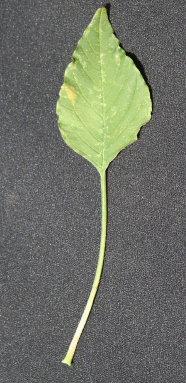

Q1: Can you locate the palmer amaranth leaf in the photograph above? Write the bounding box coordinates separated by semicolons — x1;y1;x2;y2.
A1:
56;8;151;174
56;7;152;366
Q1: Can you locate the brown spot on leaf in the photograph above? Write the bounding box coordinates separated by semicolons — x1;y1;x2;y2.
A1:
64;85;76;106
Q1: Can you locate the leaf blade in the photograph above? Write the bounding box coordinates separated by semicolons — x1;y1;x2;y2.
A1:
56;8;152;173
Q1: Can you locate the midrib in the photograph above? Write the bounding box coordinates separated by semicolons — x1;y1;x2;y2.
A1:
99;10;106;173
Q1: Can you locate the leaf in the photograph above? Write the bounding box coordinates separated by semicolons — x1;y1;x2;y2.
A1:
56;8;152;175
56;7;152;366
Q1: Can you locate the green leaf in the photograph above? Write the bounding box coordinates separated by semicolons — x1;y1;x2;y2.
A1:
56;7;152;174
56;7;152;366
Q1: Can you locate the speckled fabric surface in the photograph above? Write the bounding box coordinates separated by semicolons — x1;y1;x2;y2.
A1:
1;1;186;382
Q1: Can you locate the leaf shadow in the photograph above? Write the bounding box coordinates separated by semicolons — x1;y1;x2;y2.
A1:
105;3;111;17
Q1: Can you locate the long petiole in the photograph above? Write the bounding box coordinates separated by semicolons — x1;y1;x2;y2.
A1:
62;170;107;366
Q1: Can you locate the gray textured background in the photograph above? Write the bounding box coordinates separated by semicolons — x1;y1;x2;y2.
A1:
1;1;186;382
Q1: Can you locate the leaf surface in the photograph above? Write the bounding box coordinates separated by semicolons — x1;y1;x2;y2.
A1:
56;8;152;174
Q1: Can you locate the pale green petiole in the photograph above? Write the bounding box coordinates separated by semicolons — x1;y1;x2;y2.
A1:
62;170;107;366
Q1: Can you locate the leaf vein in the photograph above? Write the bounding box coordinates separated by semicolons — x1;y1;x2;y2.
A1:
103;63;121;99
73;107;101;143
72;70;102;118
79;45;100;71
76;60;101;88
106;92;146;150
105;61;131;112
84;34;99;56
99;11;105;170
68;124;101;156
